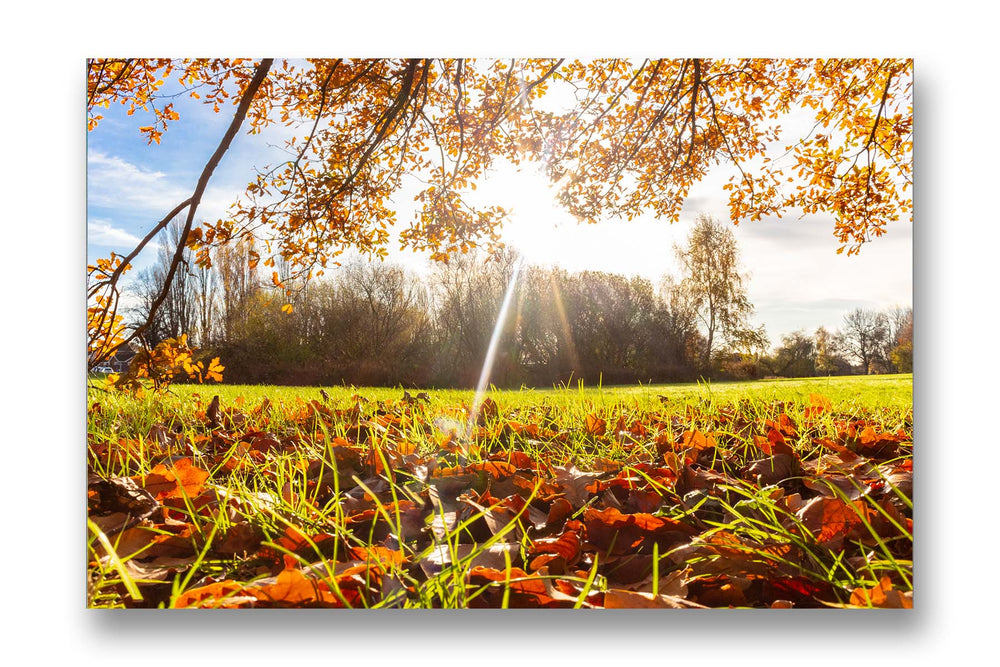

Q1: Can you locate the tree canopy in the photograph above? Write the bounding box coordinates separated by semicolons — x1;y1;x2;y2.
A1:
86;58;912;370
674;214;763;369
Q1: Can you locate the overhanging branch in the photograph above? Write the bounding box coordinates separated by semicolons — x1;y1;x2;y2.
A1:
120;58;275;352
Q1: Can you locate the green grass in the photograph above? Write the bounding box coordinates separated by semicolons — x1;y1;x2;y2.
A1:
89;374;910;472
86;373;912;609
156;372;911;405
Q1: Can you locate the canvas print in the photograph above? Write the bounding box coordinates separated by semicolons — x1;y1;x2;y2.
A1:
87;58;912;609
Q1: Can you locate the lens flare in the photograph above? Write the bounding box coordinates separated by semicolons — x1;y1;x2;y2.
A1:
465;256;525;438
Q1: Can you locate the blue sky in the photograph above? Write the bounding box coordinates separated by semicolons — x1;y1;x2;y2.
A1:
86;60;912;345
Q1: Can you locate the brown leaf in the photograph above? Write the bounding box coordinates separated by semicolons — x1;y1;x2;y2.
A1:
878;461;913;499
802;474;871;501
419;543;519;577
88;474;160;534
743;454;800;486
812;437;860;462
869;496;912;541
686;575;751;607
459;493;526;539
214;522;263;557
428;465;481;496
552;464;605;508
476;397;498;426
856;427;906;458
206;394;221;428
676;462;732;495
761;576;837;607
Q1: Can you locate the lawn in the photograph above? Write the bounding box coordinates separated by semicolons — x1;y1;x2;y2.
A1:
87;374;912;609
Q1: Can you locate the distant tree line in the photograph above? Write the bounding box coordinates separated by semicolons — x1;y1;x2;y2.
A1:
758;305;913;379
126;216;911;387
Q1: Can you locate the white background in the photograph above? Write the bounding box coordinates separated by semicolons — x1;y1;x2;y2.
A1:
1;2;980;664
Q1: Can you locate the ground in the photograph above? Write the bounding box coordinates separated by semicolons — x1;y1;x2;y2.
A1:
86;374;912;609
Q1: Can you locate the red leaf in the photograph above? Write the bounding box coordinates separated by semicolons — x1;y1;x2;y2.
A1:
795;496;869;549
583;507;697;556
529;528;582;572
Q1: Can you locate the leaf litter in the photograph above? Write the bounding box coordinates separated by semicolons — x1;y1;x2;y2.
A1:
87;389;912;609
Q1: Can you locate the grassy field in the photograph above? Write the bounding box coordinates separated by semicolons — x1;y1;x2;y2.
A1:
156;372;913;406
87;374;912;609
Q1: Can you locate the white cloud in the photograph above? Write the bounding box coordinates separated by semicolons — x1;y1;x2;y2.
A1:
87;218;142;246
87;150;190;212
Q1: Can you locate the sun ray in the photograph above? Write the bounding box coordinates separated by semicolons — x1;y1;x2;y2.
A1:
549;271;581;380
466;256;525;438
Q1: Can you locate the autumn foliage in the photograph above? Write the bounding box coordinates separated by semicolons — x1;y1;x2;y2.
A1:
86;58;912;372
102;335;224;395
88;388;912;609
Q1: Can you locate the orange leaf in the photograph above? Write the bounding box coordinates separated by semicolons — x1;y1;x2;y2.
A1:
806;393;833;416
139;458;209;501
584;413;606;436
173;580;249;608
603;589;703;609
249;568;342;606
795;496;869;549
583;507;697;556
849;576;913;609
755;429;795;456
680;429;716;452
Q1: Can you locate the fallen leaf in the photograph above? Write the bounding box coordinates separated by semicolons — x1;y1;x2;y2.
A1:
584;413;607;436
248;567;345;607
603;589;704;609
849;576;913;609
583;507;697;556
743;454;800;486
173;580;252;609
138;458;210;501
795;496;869;550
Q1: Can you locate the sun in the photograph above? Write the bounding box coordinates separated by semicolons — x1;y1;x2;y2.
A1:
475;162;690;283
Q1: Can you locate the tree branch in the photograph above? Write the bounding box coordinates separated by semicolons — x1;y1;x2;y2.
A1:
123;58;274;350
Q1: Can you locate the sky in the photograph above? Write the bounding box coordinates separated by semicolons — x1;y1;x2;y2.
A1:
86;59;912;348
